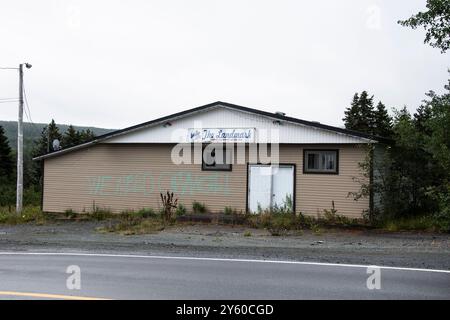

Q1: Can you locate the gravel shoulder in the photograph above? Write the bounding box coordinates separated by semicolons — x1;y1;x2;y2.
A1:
0;221;449;270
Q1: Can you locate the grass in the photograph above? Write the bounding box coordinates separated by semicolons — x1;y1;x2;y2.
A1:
97;209;167;235
100;217;165;235
379;216;437;232
0;206;49;225
2;204;448;235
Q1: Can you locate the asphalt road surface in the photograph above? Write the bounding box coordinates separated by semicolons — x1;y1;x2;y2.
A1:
0;252;449;300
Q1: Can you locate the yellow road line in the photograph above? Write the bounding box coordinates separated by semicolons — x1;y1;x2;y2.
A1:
0;291;110;300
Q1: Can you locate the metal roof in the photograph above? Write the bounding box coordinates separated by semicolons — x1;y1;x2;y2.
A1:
33;101;390;161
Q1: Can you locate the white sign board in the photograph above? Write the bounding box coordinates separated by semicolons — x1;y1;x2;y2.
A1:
188;128;255;143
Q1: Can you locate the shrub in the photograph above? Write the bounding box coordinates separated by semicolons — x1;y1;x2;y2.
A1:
24;186;41;206
175;204;187;216
192;201;206;214
136;208;156;218
88;205;113;221
321;201;358;227
0;182;15;208
64;209;77;219
249;205;299;236
224;206;234;215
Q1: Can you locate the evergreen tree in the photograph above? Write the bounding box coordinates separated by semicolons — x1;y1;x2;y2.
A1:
33;119;63;156
373;102;393;138
79;129;96;143
62;125;82;148
343;93;361;130
0;125;14;180
413;104;433;135
31;119;62;185
343;91;375;134
0;125;15;207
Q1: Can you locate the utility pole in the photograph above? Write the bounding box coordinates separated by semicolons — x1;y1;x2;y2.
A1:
16;63;32;214
16;64;24;214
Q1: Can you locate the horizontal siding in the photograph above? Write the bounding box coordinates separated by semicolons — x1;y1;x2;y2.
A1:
43;143;369;218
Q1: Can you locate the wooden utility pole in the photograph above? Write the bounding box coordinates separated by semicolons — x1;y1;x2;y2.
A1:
16;63;31;214
16;64;24;214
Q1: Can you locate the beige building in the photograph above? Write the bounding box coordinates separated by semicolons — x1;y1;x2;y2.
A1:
34;102;387;218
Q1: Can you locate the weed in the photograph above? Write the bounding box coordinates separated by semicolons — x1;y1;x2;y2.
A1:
160;191;178;223
379;216;436;232
192;201;206;214
103;217;165;235
175;204;187;216
224;206;235;215
0;206;47;225
64;209;77;219
136;208;156;218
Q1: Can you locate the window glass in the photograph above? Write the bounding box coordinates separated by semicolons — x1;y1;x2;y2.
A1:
304;150;337;173
202;145;232;171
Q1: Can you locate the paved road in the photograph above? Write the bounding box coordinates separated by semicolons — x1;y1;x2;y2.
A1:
0;253;449;299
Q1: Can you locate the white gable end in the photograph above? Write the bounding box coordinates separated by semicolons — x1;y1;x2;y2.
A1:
105;105;373;144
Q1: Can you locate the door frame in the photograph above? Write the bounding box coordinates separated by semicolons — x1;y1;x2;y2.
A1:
246;163;296;213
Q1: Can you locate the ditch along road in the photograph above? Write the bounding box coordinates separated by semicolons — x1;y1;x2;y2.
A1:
0;222;449;299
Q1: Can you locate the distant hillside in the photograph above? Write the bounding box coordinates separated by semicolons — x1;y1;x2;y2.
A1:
0;120;115;152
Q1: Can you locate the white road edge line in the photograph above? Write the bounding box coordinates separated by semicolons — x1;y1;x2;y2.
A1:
0;251;449;274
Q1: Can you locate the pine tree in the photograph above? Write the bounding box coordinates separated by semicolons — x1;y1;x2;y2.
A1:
373;102;393;138
33;119;63;156
343;93;361;130
79;129;95;143
31;119;62;185
413;104;433;135
0;125;14;180
62;125;82;148
343;91;375;134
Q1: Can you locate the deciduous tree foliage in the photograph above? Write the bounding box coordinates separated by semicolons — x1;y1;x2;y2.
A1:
362;76;450;230
398;0;450;53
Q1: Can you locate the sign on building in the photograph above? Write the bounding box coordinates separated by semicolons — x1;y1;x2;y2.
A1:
187;128;255;143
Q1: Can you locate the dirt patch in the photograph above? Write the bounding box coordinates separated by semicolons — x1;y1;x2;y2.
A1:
0;221;449;270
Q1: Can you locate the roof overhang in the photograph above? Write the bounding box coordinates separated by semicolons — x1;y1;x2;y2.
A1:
33;101;390;161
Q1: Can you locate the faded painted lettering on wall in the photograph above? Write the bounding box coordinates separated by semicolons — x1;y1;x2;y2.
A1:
87;171;231;196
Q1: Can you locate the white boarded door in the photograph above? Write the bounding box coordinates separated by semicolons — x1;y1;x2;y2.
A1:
248;165;272;213
272;166;294;209
248;165;294;213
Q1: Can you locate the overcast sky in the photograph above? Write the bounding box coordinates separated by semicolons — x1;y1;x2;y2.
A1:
0;0;448;129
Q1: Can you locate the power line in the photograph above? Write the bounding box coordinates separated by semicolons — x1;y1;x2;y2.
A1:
22;81;42;134
0;100;19;104
22;82;33;122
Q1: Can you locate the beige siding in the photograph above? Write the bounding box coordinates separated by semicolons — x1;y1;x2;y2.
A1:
43;143;369;218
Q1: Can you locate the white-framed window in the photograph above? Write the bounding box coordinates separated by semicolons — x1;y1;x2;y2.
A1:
303;149;338;174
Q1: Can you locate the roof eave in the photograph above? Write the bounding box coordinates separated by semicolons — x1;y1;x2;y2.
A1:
33;101;390;160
